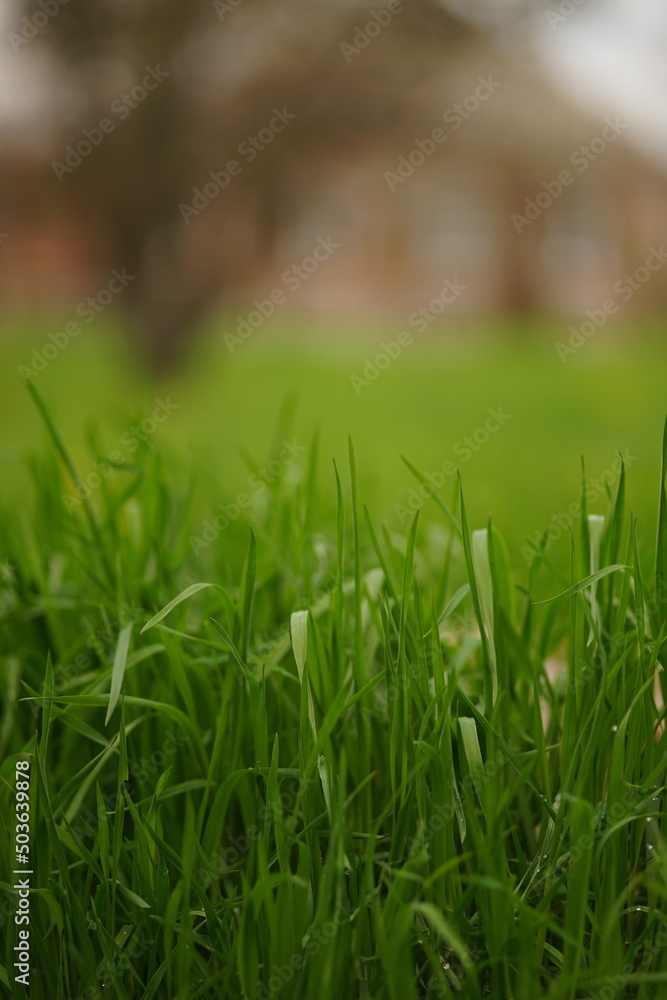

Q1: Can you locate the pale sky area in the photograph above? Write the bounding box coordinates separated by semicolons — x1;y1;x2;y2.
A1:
534;0;667;171
0;0;665;170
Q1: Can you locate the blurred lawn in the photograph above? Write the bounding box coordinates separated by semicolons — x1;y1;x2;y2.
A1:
1;314;665;564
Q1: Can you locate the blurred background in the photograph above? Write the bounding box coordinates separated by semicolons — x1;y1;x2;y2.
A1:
1;0;666;561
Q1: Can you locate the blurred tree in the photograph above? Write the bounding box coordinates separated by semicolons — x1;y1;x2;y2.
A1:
16;0;473;369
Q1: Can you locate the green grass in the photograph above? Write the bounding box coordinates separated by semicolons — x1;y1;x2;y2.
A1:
2;318;667;564
2;377;667;999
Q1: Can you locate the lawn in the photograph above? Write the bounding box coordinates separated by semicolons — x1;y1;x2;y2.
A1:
1;317;666;564
1;318;667;998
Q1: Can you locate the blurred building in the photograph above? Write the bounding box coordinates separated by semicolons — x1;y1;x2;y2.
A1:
1;0;666;353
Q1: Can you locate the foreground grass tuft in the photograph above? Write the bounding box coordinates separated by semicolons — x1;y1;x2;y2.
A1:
2;393;667;999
